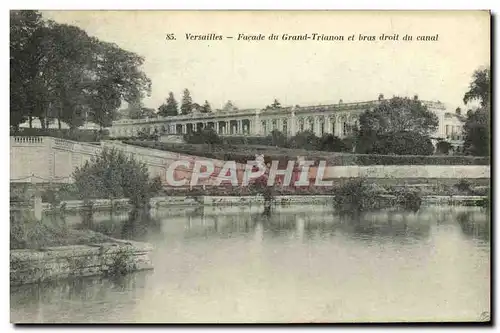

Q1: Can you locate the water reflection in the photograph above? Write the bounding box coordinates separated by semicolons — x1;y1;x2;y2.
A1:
11;205;490;323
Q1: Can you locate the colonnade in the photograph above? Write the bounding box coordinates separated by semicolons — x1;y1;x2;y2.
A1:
110;111;359;139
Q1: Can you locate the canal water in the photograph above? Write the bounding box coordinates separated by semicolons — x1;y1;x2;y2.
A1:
10;205;490;323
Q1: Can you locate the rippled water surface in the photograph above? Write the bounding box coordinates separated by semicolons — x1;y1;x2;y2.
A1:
11;205;490;323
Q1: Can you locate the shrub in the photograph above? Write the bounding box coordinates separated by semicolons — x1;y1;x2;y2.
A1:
454;179;473;194
367;131;435;156
103;248;134;278
394;188;422;211
333;179;383;212
319;134;349;152
184;128;222;145
124;140;490;166
10;212;114;250
72;148;160;208
436;140;452;155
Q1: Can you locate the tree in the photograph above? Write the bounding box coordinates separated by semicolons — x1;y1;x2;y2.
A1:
10;10;44;130
85;39;152;129
463;68;490;108
355;97;439;154
158;92;178;117
369;131;435;156
463;109;489;156
265;99;282;109
222;100;238;112
180;88;193;115
10;11;152;131
72;148;160;208
126;100;156;119
436;140;452;155
287;130;320;150
201;100;212;113
319;134;349;152
268;130;287;147
463;67;490;156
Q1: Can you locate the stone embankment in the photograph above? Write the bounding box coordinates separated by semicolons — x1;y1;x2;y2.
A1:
10;240;153;286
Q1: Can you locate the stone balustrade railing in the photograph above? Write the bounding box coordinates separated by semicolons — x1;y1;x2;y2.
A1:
11;136;44;145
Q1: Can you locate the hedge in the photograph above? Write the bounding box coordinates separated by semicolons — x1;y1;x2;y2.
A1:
124;141;490;166
11;128;109;142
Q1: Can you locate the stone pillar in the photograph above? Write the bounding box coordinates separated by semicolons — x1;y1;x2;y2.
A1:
290;110;296;136
254;113;261;136
324;116;331;134
33;192;43;221
315;116;320;136
215;122;219;134
237;120;242;134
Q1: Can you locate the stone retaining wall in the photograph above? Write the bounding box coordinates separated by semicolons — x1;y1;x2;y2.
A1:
10;241;153;286
27;194;487;213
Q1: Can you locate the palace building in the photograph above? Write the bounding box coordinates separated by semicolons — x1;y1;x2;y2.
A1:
108;95;465;150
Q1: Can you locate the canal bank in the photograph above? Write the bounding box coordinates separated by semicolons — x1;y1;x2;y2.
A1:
10;239;153;286
21;194;488;213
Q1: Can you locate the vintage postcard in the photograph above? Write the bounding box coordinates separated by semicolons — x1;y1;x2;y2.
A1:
10;10;491;324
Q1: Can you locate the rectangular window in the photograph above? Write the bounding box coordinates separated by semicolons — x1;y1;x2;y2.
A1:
445;125;450;136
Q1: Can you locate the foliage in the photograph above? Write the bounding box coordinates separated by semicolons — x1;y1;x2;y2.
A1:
333;179;383;212
463;68;490;107
319;134;350;152
125;140;490;166
436;140;452;155
183;127;222;145
394;188;422;212
126;103;157;119
359;97;439;136
287;130;321;150
463;107;489;156
10;211;114;250
103;247;135;278
72;148;160;208
269;129;288;147
249;174;274;203
10;10;152;131
158;92;178;117
201;100;212;113
454;179;473;194
265;99;282;109
463;67;490;157
222;100;238;112
366;131;435;156
356;97;438;154
180;89;193;115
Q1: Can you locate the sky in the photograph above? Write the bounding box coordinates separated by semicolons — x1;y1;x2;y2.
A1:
42;10;490;112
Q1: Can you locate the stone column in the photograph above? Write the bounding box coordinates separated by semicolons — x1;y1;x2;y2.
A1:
215;121;219;134
290;110;296;136
324;116;331;134
254;113;261;136
237;120;242;134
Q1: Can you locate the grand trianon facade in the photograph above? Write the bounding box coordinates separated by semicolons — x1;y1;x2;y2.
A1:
108;96;465;149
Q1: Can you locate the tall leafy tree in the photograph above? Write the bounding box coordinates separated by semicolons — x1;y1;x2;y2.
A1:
222;100;238;112
84;39;152;129
356;97;439;154
463;67;490;156
201;100;212;113
10;10;47;129
158;92;178;116
10;11;152;131
180;88;193;115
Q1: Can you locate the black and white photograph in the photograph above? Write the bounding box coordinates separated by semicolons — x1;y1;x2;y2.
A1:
9;10;491;324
